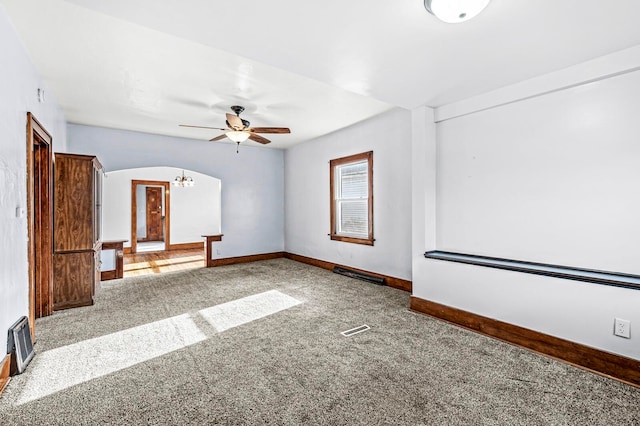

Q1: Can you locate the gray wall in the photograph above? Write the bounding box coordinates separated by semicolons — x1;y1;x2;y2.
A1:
285;108;412;280
68;124;284;259
0;5;68;355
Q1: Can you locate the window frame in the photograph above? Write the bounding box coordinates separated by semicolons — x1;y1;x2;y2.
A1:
329;151;374;246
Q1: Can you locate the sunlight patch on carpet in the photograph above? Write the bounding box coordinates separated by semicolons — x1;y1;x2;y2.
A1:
17;314;206;405
198;290;302;332
15;290;302;405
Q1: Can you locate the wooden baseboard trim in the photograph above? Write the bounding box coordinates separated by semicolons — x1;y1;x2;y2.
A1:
0;354;11;396
208;252;285;267
410;296;640;388
54;298;95;311
284;253;412;292
167;242;203;251
101;270;117;281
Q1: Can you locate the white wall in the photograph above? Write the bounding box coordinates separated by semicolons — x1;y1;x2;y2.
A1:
102;167;221;246
437;70;640;274
411;106;436;291
285;108;412;280
413;50;640;360
67;124;283;259
0;6;68;354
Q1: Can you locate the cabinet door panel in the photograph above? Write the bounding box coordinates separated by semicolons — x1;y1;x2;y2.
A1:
54;155;94;251
53;252;95;310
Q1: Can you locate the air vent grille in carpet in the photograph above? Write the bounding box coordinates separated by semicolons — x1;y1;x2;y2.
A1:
341;324;371;337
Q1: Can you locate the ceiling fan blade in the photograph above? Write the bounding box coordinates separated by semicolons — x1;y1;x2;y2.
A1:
209;134;228;142
249;127;291;134
248;133;271;144
226;113;244;130
180;124;227;130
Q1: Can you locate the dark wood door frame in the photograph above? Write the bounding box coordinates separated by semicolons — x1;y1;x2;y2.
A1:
26;112;54;338
131;180;170;254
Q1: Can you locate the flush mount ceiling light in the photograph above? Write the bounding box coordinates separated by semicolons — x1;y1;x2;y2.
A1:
424;0;491;23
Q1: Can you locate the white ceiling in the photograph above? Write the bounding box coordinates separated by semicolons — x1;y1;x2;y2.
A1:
3;0;640;149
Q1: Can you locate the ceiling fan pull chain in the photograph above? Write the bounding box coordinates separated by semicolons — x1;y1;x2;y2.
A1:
236;141;240;154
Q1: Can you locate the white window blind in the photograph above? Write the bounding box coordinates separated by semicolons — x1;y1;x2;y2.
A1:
336;160;368;237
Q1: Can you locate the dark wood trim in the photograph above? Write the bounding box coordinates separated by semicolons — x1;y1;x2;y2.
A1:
101;240;127;281
102;240;127;250
329;151;374;246
202;234;224;267
208;252;285;267
54;299;95;311
124;247;132;254
284;252;412;292
26;113;54;337
131;180;170;254
425;250;640;291
52;152;96;161
328;235;374;246
168;242;203;251
410;296;640;388
100;270;117;281
53;248;101;255
0;354;10;396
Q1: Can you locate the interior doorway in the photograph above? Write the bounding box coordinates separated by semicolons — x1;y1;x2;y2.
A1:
131;180;170;254
26;113;54;338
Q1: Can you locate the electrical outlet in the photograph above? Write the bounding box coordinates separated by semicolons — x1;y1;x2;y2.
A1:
614;318;631;339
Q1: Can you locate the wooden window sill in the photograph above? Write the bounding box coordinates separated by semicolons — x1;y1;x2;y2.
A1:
330;234;374;246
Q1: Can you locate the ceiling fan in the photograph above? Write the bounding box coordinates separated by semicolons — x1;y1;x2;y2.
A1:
180;105;291;152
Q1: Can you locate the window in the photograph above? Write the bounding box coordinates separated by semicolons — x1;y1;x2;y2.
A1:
330;151;373;245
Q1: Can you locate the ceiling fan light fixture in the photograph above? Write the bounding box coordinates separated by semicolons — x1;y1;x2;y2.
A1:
424;0;491;23
226;130;251;143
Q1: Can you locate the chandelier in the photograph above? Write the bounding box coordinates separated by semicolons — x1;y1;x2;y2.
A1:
173;170;194;187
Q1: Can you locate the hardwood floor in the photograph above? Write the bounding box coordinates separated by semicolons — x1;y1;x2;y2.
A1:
123;248;204;277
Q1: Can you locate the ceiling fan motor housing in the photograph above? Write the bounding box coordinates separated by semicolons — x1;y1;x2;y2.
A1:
230;105;245;115
226;118;250;128
229;105;250;128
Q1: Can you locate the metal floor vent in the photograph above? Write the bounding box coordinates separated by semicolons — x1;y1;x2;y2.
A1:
333;266;385;286
341;324;371;337
7;316;35;374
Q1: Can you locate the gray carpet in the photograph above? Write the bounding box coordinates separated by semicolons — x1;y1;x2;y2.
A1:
1;258;639;425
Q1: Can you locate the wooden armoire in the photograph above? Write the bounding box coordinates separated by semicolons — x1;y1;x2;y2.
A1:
53;153;103;311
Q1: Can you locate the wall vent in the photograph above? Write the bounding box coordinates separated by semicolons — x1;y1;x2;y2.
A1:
333;266;385;285
7;316;35;374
